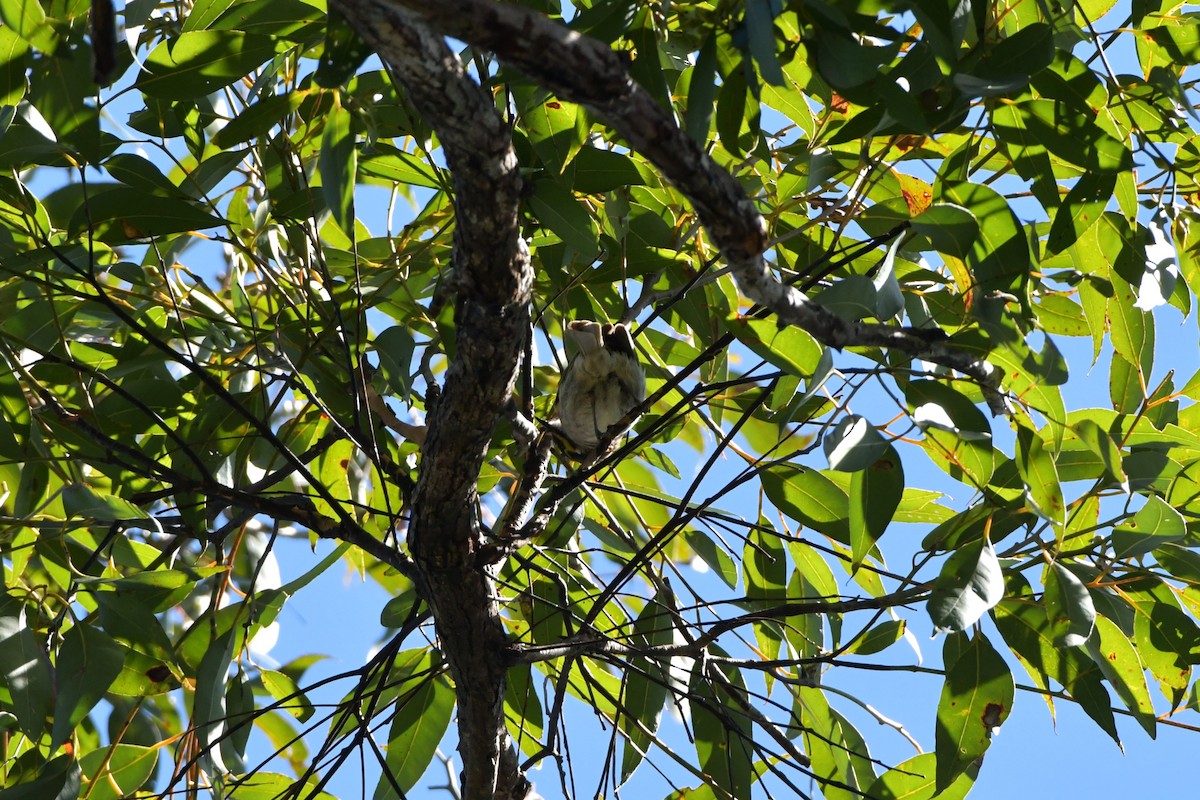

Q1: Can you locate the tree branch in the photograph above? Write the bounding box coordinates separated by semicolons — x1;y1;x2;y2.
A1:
508;589;929;664
373;0;1009;414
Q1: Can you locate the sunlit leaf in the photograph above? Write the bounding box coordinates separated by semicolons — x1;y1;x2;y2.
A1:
1086;615;1157;738
940;181;1029;298
261;669;314;722
934;632;1014;791
138;31;289;98
866;752;975;800
727;317;823;378
928;538;1004;632
79;744;157;800
1111;495;1187;558
1044;562;1095;648
525;96;586;175
762;464;850;543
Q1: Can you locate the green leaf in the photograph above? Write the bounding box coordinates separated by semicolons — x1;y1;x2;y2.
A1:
760;49;815;135
201;773;337;800
1111;495;1187;558
182;0;239;33
1044;562;1095;648
893;487;954;524
1123;579;1197;708
105;153;182;196
1086;615;1156;738
1154;542;1200;584
193;629;236;772
866;752;976;800
715;61;758;157
845;619;907;656
1008;98;1131;173
314;8;373;87
372;674;454;798
223;669;254;769
745;524;787;662
810;275;877;321
1069;418;1126;489
0;754;81;800
315;438;355;519
504;663;544;758
979;22;1054;78
910;203;979;257
1034;293;1089;337
690;659;752;800
379;589;419;629
684;34;719;143
934;632;1014;791
0;594;53;739
907;379;997;488
1047;171;1117;254
359;144;443;189
1014;422;1064;526
823;414;888;471
79;744;158;800
570;147;646;194
0;0;56;52
320;95;357;232
620;593;675;782
849;444;903;569
940;181;1029;297
744;0;784;86
68;187;226;242
813;31;893;90
213;91;304;149
1146;18;1200;64
529;178;598;259
375;325;417;399
62;482;150;522
988;100;1060;210
1108;280;1154;376
261;668;314;722
137;31;290;98
727;317;823;378
987;343;1067;438
51;625;125;750
762;464;850;543
744;524;787;603
628;14;672;112
684;529;738;588
209;0;324;41
525;97;586;175
927;538;1004;632
0;25;30;107
797;684;868;800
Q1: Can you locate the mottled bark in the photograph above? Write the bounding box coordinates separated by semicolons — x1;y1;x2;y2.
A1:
332;3;532;798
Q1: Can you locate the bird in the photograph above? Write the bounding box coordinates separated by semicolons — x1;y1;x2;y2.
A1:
553;320;646;453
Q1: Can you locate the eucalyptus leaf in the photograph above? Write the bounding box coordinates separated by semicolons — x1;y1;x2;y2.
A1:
928;538;1004;632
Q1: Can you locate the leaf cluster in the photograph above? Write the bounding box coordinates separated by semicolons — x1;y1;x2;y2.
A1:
2;1;1200;799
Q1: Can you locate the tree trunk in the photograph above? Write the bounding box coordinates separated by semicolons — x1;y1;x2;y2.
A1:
333;2;533;797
